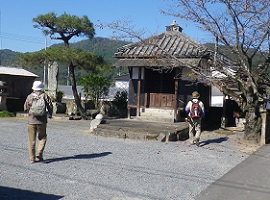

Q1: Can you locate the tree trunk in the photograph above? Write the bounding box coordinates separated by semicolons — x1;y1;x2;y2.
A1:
244;102;262;142
69;62;87;119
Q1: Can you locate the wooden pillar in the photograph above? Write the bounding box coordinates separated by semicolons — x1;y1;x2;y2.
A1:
128;107;131;119
174;78;179;122
136;68;141;116
221;95;226;128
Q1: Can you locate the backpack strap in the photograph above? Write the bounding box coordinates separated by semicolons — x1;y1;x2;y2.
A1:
190;100;199;107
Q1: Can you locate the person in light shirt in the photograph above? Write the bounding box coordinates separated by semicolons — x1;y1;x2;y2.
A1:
185;91;205;146
24;81;53;163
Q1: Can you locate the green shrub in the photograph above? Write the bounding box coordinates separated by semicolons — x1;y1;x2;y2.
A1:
112;90;128;118
79;74;111;109
113;90;128;110
0;111;15;117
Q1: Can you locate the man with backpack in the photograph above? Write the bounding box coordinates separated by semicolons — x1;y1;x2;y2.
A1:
24;81;53;163
185;91;205;146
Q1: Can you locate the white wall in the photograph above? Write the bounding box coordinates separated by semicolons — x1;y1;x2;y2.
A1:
211;86;223;107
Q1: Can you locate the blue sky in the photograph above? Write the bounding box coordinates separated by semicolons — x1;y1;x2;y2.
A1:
0;0;213;53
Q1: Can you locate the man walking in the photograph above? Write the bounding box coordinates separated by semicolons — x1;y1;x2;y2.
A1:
24;81;53;163
185;91;205;146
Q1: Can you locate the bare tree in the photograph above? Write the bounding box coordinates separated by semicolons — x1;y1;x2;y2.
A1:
160;0;270;141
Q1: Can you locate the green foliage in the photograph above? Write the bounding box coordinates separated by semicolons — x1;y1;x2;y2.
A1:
56;90;64;102
19;46;105;72
113;90;128;111
79;74;111;108
19;51;46;67
0;111;15;117
33;12;95;43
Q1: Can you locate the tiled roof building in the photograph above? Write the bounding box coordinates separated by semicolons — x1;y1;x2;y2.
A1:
113;21;236;123
114;20;210;68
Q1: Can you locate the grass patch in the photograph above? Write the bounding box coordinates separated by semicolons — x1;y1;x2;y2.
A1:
0;111;15;117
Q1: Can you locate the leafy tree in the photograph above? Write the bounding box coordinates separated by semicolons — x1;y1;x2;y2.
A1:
79;74;111;109
20;46;105;111
20;47;103;70
29;12;103;118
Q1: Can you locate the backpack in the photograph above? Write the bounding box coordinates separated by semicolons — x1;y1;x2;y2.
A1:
29;93;46;117
189;100;202;119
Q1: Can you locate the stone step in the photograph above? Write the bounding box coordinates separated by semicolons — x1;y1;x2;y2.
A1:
94;118;188;142
136;115;175;123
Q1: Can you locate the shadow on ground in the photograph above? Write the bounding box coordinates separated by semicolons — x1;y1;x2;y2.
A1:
0;186;63;200
44;152;112;164
199;137;229;147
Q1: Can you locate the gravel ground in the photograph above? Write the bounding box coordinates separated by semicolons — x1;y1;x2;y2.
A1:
0;117;261;200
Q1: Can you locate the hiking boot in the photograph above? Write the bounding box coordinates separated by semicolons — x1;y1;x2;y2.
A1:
36;155;44;162
30;160;36;164
195;140;200;147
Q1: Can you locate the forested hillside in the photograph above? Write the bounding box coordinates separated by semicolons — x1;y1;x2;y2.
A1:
0;49;20;66
70;37;128;64
204;43;265;67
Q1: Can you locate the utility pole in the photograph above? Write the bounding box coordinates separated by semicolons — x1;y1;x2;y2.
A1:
67;66;70;86
43;36;47;85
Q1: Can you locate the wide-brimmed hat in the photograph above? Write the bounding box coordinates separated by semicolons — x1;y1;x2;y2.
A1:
192;91;200;99
32;81;44;91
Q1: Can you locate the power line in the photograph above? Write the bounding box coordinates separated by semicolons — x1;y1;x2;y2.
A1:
0;31;53;45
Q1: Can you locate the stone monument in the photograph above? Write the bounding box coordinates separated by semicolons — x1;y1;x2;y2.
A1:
47;61;59;101
47;61;66;114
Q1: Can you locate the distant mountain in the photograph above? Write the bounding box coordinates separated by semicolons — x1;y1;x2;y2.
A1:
0;37;128;65
203;43;265;66
0;49;20;66
48;37;129;64
70;37;128;64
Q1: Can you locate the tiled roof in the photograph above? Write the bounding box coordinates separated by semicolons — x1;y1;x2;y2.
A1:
114;58;201;67
0;66;39;77
115;31;209;59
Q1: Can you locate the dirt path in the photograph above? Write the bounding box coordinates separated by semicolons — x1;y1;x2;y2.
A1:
200;128;262;155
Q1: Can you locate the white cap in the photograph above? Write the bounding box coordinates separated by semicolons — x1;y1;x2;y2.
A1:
32;81;44;91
